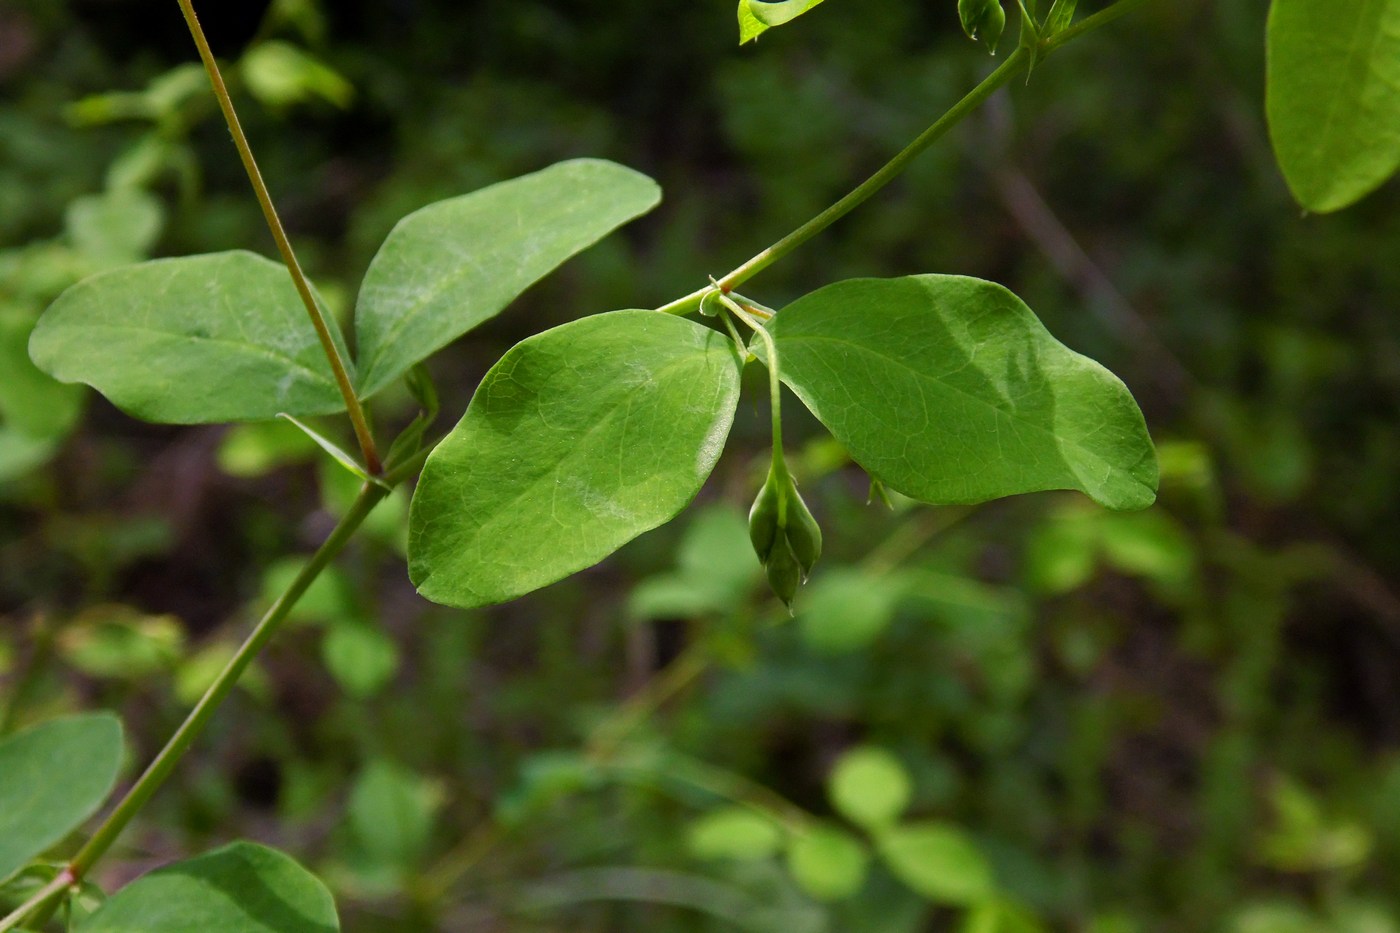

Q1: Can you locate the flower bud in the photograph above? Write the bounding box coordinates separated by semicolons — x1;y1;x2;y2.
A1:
764;538;803;608
784;487;822;579
748;463;823;606
748;473;783;562
958;0;1006;53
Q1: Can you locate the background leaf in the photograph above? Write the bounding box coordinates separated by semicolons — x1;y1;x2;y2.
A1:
346;760;438;875
80;841;339;932
686;806;783;861
828;746;912;830
0;713;123;880
353;159;661;399
764;275;1157;510
0;302;84;481
1266;0;1400;212
29;251;351;423
785;824;867;901
876;822;995;904
408;310;741;608
797;567;905;653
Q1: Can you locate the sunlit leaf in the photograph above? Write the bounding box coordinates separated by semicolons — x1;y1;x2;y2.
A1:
828;747;912;829
877;822;995;904
1266;0;1400;211
739;0;828;43
686;807;783;861
786;824;867;901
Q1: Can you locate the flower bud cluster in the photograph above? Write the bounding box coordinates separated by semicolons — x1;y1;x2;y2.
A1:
748;463;822;607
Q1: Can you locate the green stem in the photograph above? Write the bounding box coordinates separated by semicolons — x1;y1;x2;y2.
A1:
0;868;74;933
175;0;382;475
718;294;784;466
66;483;387;879
656;0;1150;317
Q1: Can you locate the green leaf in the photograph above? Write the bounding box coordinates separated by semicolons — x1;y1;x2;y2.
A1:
240;40;354;110
798;567;903;653
738;0;828;42
629;506;758;620
409;310;742;608
29;251;352;423
347;761;438;873
56;607;184;679
0;713;124;880
276;414;381;485
762;276;1157;510
216;420;319;477
828;747;912;830
322;622;399;698
353;159;661;400
962;900;1047;933
876;822;995;904
65;188;164;265
79;841;338;932
686;807;783;861
786;824;868;901
0;302;83;480
1266;0;1400;212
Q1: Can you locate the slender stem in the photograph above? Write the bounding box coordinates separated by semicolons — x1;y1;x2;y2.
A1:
65;483;387;881
719;294;784;466
1043;0;1152;53
0;869;75;933
175;0;381;475
656;0;1150;317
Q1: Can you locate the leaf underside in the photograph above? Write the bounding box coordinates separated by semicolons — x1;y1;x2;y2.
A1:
409;310;743;609
763;275;1158;510
353;158;662;400
29;251;350;423
1266;0;1400;212
738;0;828;42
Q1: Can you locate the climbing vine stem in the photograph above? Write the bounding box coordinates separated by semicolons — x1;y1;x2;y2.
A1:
656;0;1153;318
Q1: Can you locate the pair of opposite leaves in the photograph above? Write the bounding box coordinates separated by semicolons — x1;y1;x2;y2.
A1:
29;159;1157;612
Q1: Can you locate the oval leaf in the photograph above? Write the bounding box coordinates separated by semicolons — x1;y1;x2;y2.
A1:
828;746;912;830
786;824;868;901
686;806;783;861
798;567;903;654
0;713;123;880
80;841;338;932
29;251;351;423
353;159;661;399
347;760;437;872
739;0;828;42
763;275;1157;510
876;822;995;904
409;311;741;608
1266;0;1400;212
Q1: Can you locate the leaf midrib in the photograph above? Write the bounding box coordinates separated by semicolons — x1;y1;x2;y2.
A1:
74;322;337;389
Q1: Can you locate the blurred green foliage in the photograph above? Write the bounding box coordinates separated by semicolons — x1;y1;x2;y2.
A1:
3;0;1400;930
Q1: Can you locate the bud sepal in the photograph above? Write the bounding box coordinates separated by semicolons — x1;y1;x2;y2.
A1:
748;461;823;607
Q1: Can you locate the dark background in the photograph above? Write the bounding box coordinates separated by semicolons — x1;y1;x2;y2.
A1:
3;0;1400;930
